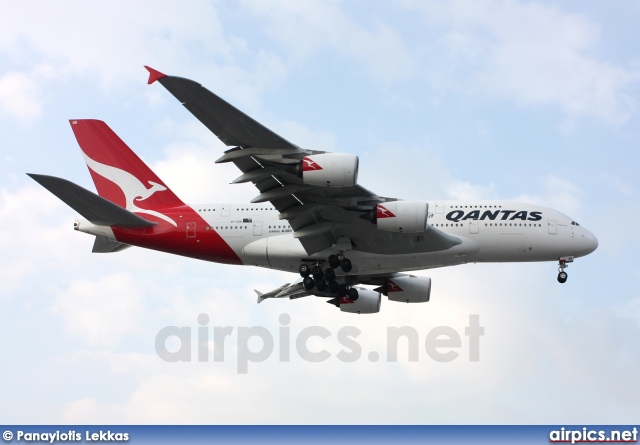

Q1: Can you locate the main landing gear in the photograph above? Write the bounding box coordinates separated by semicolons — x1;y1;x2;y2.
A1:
299;254;358;300
557;256;574;284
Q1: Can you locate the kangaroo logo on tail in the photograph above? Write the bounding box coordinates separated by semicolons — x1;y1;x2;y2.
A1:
82;152;178;227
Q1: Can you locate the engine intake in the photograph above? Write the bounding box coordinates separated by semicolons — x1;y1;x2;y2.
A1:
297;153;359;187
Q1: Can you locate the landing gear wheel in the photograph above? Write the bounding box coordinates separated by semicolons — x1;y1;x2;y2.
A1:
337;285;347;297
348;288;359;301
303;276;315;290
328;255;340;269
328;280;339;294
311;265;324;278
340;258;352;273
557;271;568;284
315;278;328;292
299;264;310;278
324;268;336;281
557;258;571;284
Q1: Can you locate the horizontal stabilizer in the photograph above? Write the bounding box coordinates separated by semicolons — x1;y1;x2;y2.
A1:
27;174;157;228
255;280;311;304
254;289;268;304
92;237;131;253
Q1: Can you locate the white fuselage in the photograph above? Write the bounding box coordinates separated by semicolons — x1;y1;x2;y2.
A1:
190;201;598;276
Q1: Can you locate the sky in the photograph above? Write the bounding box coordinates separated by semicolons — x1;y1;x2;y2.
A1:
1;0;639;424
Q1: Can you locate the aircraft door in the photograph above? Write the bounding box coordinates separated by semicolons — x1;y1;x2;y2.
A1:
221;204;231;217
253;220;263;236
547;220;557;235
469;220;479;234
186;222;196;238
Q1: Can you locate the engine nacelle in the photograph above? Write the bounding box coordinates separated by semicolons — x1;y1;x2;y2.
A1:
298;153;359;187
386;276;431;303
339;288;381;314
375;201;429;233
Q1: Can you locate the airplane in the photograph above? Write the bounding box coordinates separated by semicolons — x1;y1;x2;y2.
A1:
28;66;599;314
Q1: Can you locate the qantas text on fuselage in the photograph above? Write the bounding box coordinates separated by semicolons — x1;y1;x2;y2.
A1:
446;210;543;222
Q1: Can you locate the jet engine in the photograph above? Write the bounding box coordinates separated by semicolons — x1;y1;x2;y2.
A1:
385;276;431;303
362;201;429;233
332;288;381;314
297;153;359;187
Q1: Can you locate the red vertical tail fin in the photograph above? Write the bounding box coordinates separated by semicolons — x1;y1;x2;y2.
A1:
70;119;184;212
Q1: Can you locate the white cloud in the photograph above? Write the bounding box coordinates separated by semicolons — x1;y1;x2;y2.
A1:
277;120;338;153
403;0;639;124
515;175;583;217
0;71;42;120
598;172;634;196
239;0;416;84
0;185;87;295
149;120;255;204
0;2;289;121
446;181;497;201
51;273;146;347
0;2;226;84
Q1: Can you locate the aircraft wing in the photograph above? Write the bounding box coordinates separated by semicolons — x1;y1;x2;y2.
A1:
147;67;460;255
145;66;298;151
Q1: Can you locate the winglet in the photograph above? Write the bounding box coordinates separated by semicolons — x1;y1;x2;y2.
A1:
144;66;167;84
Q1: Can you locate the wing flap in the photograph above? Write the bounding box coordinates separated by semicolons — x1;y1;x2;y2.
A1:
28;174;157;228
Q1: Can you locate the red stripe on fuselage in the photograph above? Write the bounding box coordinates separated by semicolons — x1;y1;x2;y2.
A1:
112;205;242;265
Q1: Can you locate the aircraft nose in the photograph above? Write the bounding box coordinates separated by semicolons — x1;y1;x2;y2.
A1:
578;230;598;256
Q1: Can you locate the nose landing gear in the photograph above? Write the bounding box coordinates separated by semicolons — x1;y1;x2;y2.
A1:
557;270;568;283
557;256;573;283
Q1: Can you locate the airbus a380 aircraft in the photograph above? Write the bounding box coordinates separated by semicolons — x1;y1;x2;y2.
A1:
29;67;598;314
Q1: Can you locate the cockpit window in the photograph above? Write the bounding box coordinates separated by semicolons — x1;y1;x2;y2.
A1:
571;221;580;226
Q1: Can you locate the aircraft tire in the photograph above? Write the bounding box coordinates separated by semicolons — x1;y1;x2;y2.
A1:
324;268;336;281
315;278;328;292
299;264;311;278
557;271;568;283
303;277;315;290
311;265;324;278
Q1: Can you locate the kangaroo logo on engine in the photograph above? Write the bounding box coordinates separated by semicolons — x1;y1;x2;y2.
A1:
446;209;542;222
376;205;396;219
302;157;323;171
